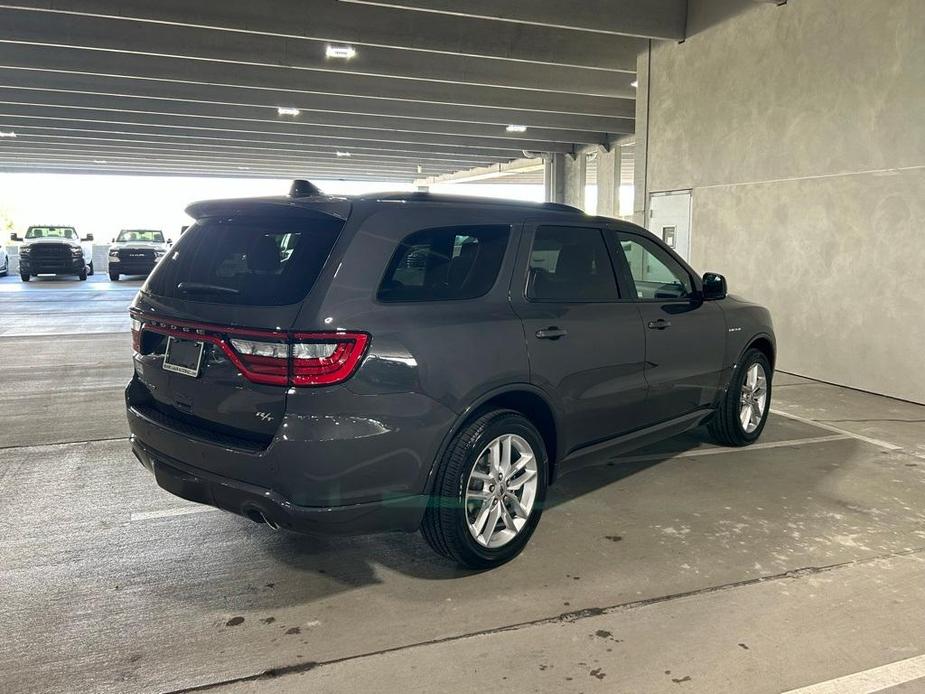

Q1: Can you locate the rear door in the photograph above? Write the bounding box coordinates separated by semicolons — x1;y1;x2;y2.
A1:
608;229;726;423
511;222;648;457
132;211;344;447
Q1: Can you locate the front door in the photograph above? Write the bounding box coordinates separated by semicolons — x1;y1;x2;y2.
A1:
511;223;648;457
609;229;726;423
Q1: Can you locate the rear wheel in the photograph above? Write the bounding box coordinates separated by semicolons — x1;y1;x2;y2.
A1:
708;348;772;446
422;409;547;569
109;270;119;281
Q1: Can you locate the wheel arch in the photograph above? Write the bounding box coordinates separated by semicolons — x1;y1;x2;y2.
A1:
424;384;562;495
745;333;776;371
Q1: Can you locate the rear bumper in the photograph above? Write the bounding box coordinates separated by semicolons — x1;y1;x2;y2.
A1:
131;436;427;534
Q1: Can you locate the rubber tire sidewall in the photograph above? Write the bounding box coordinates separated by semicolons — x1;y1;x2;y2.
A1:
710;348;772;446
425;410;548;570
88;261;94;276
109;271;119;281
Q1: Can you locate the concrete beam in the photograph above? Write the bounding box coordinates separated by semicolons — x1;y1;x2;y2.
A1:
414;157;545;186
0;7;638;97
1;132;498;167
0;44;634;119
0;104;581;153
0;89;620;144
341;0;688;39
0;68;634;134
2;123;533;162
2;0;645;71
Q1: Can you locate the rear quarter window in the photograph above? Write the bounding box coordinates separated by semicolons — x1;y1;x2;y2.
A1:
144;216;342;306
377;225;510;302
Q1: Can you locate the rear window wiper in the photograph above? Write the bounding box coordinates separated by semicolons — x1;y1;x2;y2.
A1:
177;282;240;296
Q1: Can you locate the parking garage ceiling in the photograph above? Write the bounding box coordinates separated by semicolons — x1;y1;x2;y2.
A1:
0;0;687;182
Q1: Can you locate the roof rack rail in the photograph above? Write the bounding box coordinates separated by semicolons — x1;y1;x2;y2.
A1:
372;191;583;214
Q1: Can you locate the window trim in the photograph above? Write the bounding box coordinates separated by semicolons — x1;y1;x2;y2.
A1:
522;224;624;304
608;228;700;303
375;223;512;304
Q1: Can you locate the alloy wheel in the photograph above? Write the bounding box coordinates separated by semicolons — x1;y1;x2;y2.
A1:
464;434;538;549
739;363;768;433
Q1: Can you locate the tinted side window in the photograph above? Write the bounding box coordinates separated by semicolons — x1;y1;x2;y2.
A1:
527;226;618;302
378;225;509;302
616;232;693;300
144;216;342;306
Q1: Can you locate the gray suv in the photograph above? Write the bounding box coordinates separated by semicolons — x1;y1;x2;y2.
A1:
126;182;775;569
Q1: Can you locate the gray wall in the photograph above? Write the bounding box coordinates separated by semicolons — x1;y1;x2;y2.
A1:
636;0;925;403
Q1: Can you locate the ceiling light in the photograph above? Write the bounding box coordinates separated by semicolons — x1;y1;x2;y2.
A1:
93;159;108;164
277;106;300;116
326;45;357;60
631;80;638;88
506;124;527;133
237;166;251;170
0;131;16;138
417;164;423;174
335;151;351;157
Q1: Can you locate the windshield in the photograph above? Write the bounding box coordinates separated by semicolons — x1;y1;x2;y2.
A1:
117;230;164;243
144;215;343;306
26;227;77;240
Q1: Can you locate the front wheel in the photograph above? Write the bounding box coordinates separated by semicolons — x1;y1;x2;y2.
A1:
109;271;119;281
88;261;94;276
708;348;772;446
422;409;547;570
20;272;29;282
78;266;88;281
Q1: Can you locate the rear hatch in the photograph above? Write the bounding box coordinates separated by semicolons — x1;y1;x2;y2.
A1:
129;200;350;453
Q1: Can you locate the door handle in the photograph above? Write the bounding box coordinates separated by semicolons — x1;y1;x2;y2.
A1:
536;327;568;340
647;319;672;330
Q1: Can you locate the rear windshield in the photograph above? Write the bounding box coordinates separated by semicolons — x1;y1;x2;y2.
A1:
26;227;77;240
144;216;343;306
118;230;164;243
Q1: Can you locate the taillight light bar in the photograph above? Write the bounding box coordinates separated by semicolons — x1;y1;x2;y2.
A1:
130;313;369;387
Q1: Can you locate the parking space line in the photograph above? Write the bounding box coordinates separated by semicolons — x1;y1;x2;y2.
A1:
781;653;925;693
615;434;850;465
770;409;903;451
130;506;219;521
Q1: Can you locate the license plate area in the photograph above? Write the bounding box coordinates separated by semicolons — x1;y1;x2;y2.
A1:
163;336;205;377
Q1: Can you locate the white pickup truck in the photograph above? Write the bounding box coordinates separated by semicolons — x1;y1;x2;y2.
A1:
108;229;172;281
16;225;94;281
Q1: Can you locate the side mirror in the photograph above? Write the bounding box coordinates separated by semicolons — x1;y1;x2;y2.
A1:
10;232;20;242
111;238;115;243
702;272;727;300
167;238;173;244
82;233;94;242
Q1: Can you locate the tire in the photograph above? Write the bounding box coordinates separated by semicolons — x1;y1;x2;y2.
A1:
422;409;548;570
78;266;88;281
88;261;94;276
708;348;772;446
20;272;29;282
0;257;7;276
109;271;119;281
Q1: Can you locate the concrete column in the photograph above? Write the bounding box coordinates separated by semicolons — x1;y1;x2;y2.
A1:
564;153;587;210
633;41;651;227
544;153;567;203
596;146;623;218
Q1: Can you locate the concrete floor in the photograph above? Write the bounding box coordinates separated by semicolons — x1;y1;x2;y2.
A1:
2;274;924;694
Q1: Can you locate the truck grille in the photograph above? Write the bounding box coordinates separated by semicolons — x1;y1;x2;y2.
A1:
118;248;156;261
29;243;74;270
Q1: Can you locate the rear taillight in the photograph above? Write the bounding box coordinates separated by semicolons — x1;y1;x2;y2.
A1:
131;318;143;353
131;312;369;388
228;338;291;385
291;333;369;386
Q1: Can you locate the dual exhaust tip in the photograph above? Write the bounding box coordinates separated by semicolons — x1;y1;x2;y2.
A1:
244;506;280;530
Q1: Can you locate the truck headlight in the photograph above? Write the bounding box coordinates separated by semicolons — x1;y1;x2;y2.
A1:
71;248;83;256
